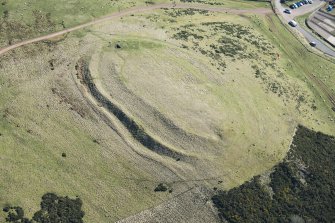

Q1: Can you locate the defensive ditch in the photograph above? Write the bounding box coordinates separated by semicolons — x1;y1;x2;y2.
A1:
75;59;185;161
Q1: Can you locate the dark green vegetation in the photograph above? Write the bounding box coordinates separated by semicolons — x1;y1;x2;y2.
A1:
154;183;169;192
212;125;335;223
163;8;209;17
0;1;56;46
3;193;84;223
169;18;315;110
172;21;276;70
76;60;184;160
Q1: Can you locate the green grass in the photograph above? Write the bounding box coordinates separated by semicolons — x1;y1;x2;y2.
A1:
179;0;271;8
295;11;311;26
212;125;335;223
0;0;170;47
1;2;335;222
0;41;172;222
91;9;335;190
0;0;270;48
251;14;335;115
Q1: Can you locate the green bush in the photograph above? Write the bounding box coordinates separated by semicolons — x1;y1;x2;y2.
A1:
3;193;85;223
212;125;335;222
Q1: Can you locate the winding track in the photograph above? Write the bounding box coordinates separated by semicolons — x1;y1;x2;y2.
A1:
0;3;271;56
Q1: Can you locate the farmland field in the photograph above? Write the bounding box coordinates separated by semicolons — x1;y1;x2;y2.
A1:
0;0;335;222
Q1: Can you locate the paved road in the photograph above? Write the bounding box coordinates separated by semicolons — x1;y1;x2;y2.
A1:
273;0;335;57
308;10;335;46
0;3;271;56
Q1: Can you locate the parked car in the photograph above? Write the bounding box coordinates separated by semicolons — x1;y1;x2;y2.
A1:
284;9;292;14
308;0;313;4
310;41;316;47
289;20;298;27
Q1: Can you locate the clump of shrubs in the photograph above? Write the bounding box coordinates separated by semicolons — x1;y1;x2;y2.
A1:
3;193;85;223
154;183;169;192
212;125;335;222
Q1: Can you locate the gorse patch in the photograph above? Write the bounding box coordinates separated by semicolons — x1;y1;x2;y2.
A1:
171;21;276;72
169;18;313;109
212;126;335;223
163;8;209;17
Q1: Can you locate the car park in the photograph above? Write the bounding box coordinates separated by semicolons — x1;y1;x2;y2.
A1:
290;3;297;9
289;0;313;9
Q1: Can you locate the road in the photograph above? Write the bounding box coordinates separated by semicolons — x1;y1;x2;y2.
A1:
273;0;335;109
0;3;271;56
273;0;335;57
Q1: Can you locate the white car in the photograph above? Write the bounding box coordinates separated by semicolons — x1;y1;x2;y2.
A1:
289;20;298;27
284;9;292;14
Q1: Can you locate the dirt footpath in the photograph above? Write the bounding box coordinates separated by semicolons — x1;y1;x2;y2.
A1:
0;3;271;56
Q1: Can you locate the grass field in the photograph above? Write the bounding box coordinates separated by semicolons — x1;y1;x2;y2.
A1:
1;1;335;222
0;0;270;48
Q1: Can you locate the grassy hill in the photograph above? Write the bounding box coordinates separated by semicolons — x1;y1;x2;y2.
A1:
0;0;269;48
0;0;335;222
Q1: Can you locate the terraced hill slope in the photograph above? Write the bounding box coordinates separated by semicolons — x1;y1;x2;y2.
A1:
0;1;335;222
